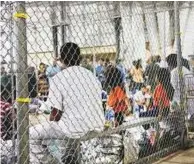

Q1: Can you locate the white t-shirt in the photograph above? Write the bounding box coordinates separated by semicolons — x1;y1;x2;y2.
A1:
171;67;194;118
46;66;105;138
159;60;168;68
133;91;151;111
134;91;145;103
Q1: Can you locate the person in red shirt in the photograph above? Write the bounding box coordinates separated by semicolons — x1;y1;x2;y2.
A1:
0;85;16;140
153;68;174;118
105;65;129;126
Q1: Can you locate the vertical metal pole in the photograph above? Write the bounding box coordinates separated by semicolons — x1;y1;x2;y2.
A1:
141;2;152;61
53;27;58;58
143;13;150;51
113;2;121;61
162;11;168;68
14;2;29;163
163;12;166;58
174;2;184;109
153;3;162;56
9;2;16;159
97;3;102;45
50;2;58;58
92;17;96;76
182;2;191;47
169;2;175;49
60;1;65;45
130;2;135;64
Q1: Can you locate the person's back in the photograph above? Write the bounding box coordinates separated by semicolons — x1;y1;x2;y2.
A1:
29;42;105;163
144;63;160;91
130;66;144;83
48;66;105;138
171;67;193;102
171;67;194;118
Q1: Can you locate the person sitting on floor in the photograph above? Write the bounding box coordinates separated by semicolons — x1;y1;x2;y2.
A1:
133;84;151;114
153;68;174;118
0;85;16;140
29;42;105;164
105;65;129;126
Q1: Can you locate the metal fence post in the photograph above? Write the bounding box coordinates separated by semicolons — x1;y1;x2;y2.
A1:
14;2;29;164
113;2;121;61
8;2;16;159
50;2;58;58
169;2;175;49
153;3;162;56
141;2;151;56
60;1;65;45
174;2;184;109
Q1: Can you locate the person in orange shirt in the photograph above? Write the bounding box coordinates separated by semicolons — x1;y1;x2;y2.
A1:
153;68;174;118
130;59;144;91
105;65;129;126
139;68;174;119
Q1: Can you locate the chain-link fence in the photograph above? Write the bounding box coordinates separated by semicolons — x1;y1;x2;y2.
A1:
1;1;194;164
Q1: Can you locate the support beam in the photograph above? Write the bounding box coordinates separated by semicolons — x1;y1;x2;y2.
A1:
174;2;184;110
60;1;65;45
113;2;121;61
50;2;58;57
169;2;175;49
14;2;29;163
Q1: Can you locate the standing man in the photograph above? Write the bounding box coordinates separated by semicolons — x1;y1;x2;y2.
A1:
166;54;194;119
30;42;105;164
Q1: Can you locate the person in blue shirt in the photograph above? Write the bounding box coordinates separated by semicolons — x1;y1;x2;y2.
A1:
96;58;105;77
46;58;61;79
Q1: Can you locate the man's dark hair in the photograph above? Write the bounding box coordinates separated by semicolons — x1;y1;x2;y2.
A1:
132;60;137;66
133;59;142;69
100;58;104;62
155;55;161;63
166;53;190;70
39;62;45;66
166;54;177;69
60;42;81;66
105;58;110;63
141;83;146;89
104;65;123;89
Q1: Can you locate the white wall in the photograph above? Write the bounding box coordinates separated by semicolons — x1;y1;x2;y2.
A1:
1;2;194;71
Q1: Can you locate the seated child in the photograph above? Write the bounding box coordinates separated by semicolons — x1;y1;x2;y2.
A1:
105;66;129;127
140;68;174;118
133;84;151;115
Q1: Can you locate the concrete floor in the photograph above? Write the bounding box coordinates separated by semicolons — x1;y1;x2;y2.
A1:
154;148;194;164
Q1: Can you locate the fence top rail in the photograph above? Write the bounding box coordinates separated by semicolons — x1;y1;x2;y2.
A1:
29;117;158;141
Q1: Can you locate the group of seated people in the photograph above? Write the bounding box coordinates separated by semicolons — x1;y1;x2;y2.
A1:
103;53;194;129
103;64;174;128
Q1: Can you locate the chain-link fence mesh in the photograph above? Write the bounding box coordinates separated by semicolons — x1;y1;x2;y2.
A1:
1;1;194;164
